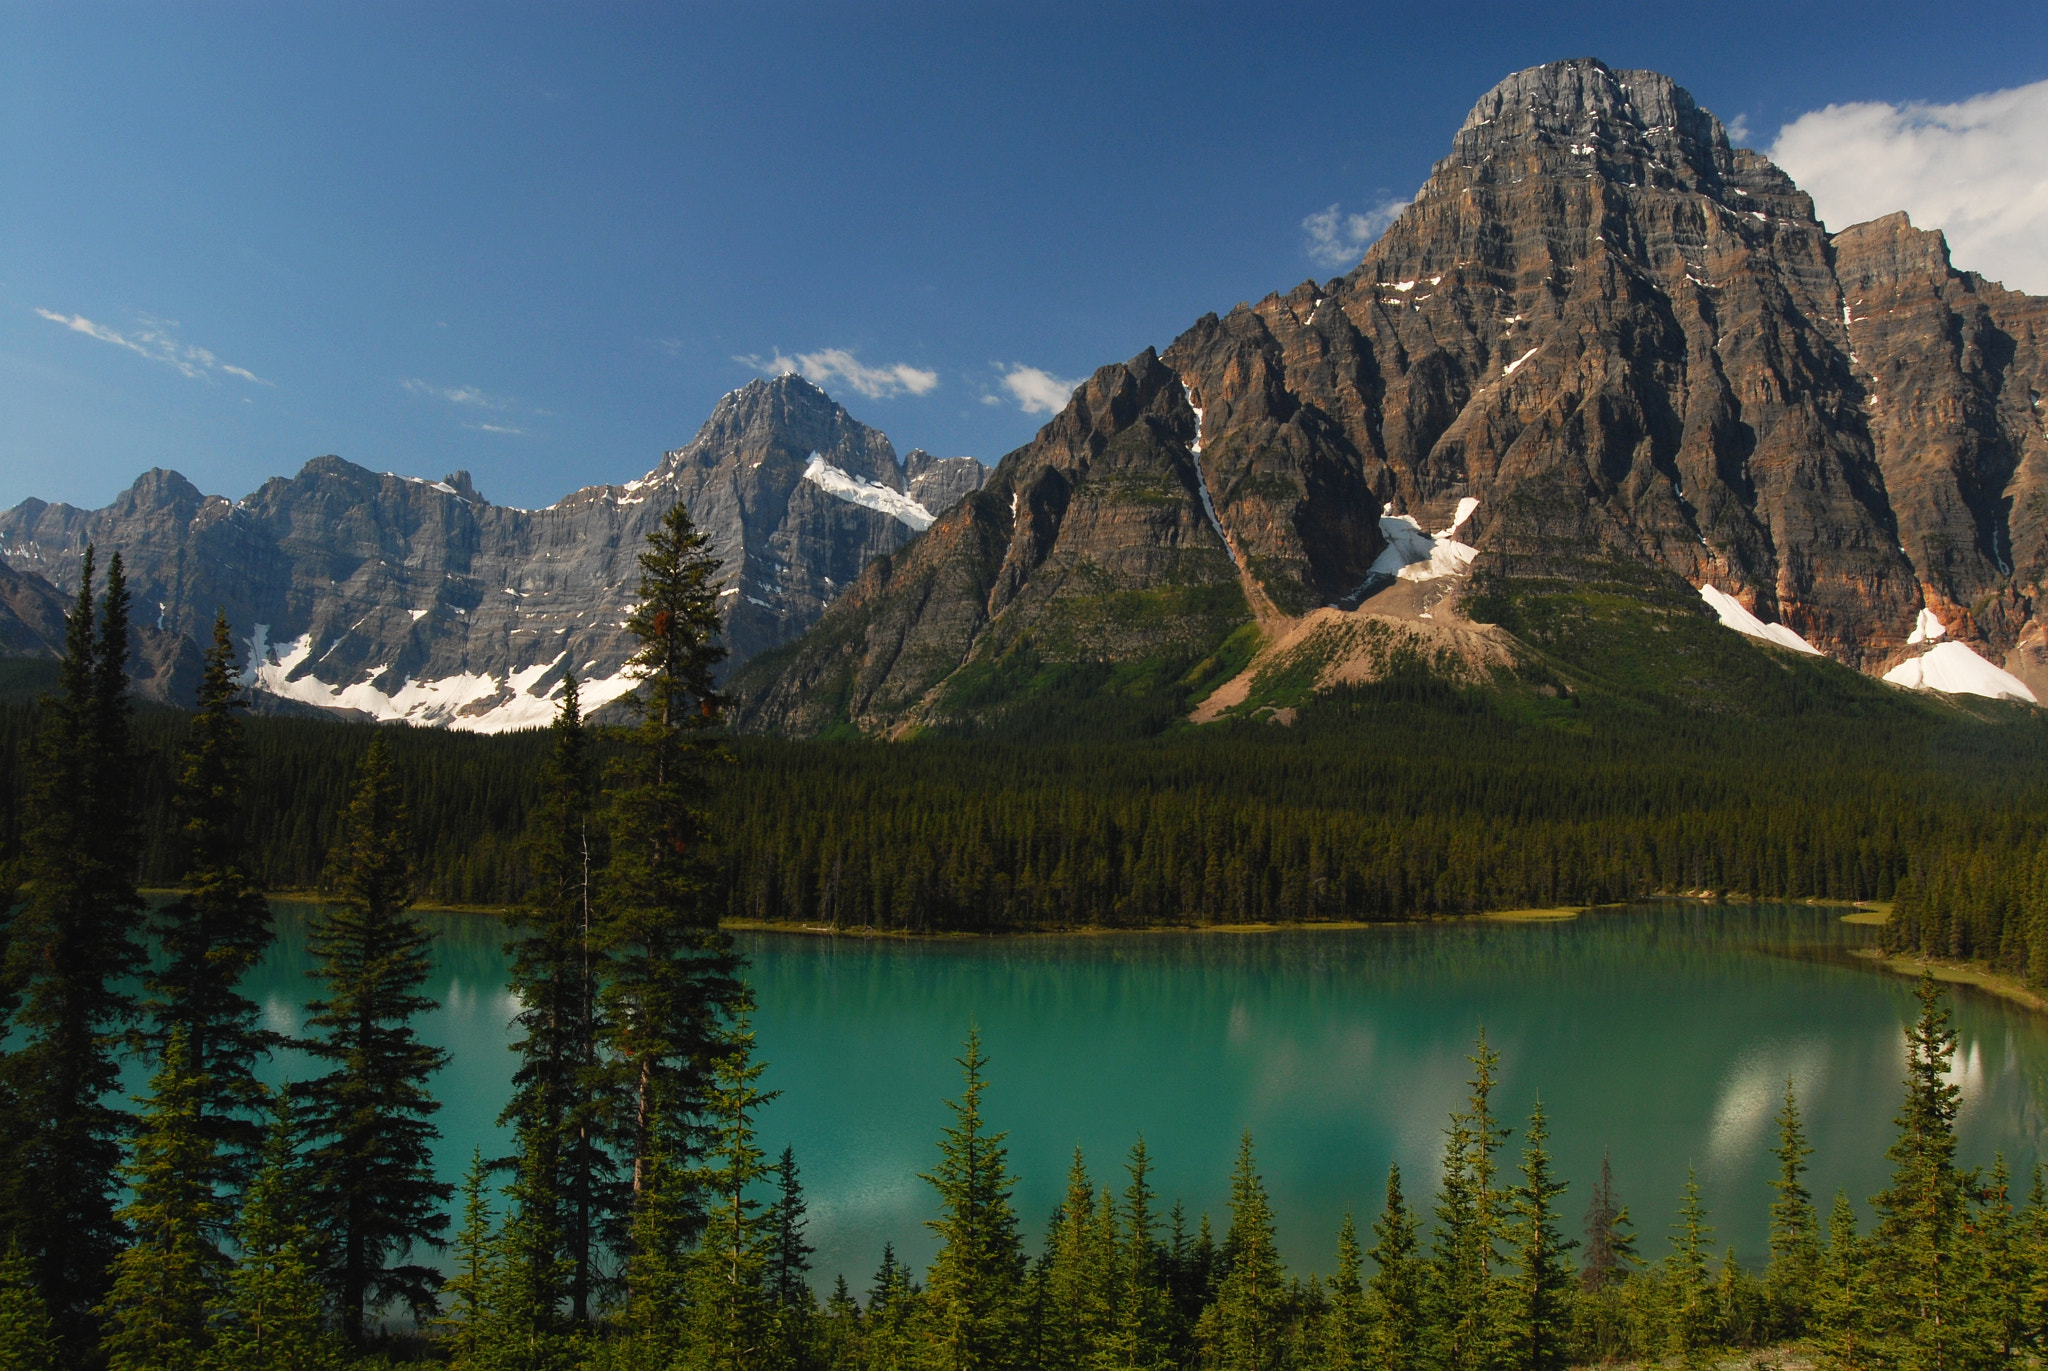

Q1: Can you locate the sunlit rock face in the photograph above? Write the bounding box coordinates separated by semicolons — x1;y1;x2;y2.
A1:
737;58;2048;732
0;375;984;729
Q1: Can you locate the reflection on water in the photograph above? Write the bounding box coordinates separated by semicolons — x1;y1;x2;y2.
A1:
219;902;2047;1287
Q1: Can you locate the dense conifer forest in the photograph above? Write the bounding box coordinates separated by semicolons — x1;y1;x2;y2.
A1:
4;522;2048;1365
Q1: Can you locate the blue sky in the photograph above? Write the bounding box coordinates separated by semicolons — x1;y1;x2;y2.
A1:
4;1;2045;512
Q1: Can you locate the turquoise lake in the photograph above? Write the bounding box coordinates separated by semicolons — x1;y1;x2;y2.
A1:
230;902;2048;1289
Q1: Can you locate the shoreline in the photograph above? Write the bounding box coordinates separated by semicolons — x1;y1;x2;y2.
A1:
1845;946;2048;1014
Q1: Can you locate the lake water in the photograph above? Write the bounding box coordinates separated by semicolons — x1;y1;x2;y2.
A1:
230;902;2048;1289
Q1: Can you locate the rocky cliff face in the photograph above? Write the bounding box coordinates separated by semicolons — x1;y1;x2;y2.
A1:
737;58;2048;732
0;375;983;727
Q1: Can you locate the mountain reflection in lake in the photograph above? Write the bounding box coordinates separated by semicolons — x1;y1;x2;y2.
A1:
230;903;2045;1285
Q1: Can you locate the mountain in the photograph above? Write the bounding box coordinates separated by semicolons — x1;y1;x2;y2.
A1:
734;58;2048;734
0;375;982;728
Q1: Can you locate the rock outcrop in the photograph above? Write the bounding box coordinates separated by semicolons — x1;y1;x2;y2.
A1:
737;58;2048;732
0;376;984;727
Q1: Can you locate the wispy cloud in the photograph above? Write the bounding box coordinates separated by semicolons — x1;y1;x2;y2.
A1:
1724;113;1753;145
1769;78;2048;294
1300;198;1410;270
736;348;939;400
402;378;502;408
35;309;271;385
999;364;1080;416
468;422;527;436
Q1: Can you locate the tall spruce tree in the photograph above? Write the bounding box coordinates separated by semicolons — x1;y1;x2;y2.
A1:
919;1030;1026;1371
439;1153;497;1366
1365;1164;1421;1371
1199;1134;1286;1371
1319;1215;1368;1371
1427;1031;1509;1371
1579;1148;1638;1293
599;501;744;1202
677;1017;778;1371
1102;1138;1173;1371
1665;1169;1715;1367
1810;1191;1869;1370
502;674;615;1323
1868;973;1984;1371
149;610;277;1197
97;1029;228;1371
5;546;145;1342
297;735;452;1344
1038;1148;1109;1371
475;1132;579;1371
1505;1100;1575;1371
207;1094;344;1371
765;1146;817;1370
1765;1081;1820;1335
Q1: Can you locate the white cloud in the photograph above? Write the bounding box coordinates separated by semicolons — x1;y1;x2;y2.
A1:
1301;198;1410;271
469;422;526;436
736;348;939;400
1769;79;2048;294
402;378;501;408
35;309;270;385
1000;365;1080;416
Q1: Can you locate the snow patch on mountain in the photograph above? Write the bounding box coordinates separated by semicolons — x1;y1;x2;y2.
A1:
1907;607;1947;644
1699;585;1823;655
240;625;640;732
802;454;933;530
1883;640;2038;702
1368;502;1479;582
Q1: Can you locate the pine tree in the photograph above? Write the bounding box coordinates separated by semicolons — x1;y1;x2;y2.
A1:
1579;1148;1639;1292
918;1030;1025;1371
1365;1164;1421;1371
1809;1191;1869;1370
4;547;146;1341
1426;1031;1509;1371
148;610;277;1198
599;501;744;1206
1505;1099;1575;1371
1665;1169;1715;1367
501;674;615;1325
0;1242;56;1371
1319;1214;1367;1371
1970;1156;2025;1362
206;1094;344;1371
98;1029;229;1371
297;735;452;1343
1868;972;1982;1371
766;1147;818;1371
677;1017;779;1371
1765;1080;1820;1336
863;1244;919;1371
1037;1148;1107;1371
1199;1133;1285;1371
1102;1138;1173;1371
474;1132;580;1371
439;1152;497;1366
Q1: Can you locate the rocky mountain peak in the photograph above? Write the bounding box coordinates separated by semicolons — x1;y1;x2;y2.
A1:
665;372;900;487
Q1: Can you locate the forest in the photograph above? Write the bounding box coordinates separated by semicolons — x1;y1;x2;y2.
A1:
2;507;2047;1368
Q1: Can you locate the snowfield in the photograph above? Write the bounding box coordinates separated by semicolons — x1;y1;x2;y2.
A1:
1698;585;1823;655
802;454;933;531
1883;641;2037;703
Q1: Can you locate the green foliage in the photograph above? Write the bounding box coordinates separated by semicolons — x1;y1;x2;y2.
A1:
0;1242;56;1371
4;546;146;1344
148;610;278;1197
1504;1100;1575;1371
98;1029;230;1371
207;1095;345;1371
297;735;451;1343
1766;1081;1820;1336
1199;1135;1287;1371
918;1031;1026;1370
1365;1165;1421;1371
1427;1032;1509;1371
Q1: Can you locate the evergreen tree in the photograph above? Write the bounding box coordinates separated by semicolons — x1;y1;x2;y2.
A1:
864;1244;919;1371
1199;1133;1285;1371
439;1152;497;1366
1318;1214;1367;1371
1765;1080;1820;1336
918;1030;1025;1371
600;501;744;1208
766;1147;818;1370
297;735;452;1343
1365;1164;1421;1371
1037;1148;1108;1371
474;1132;579;1371
1972;1157;2025;1362
1579;1148;1638;1292
1505;1099;1575;1371
0;1242;56;1371
206;1094;344;1371
677;1018;778;1371
617;1143;692;1357
1868;973;1983;1371
4;547;146;1340
1665;1169;1715;1367
1427;1030;1509;1371
1810;1191;1869;1370
148;610;277;1198
98;1029;229;1371
502;673;615;1324
1102;1138;1173;1371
